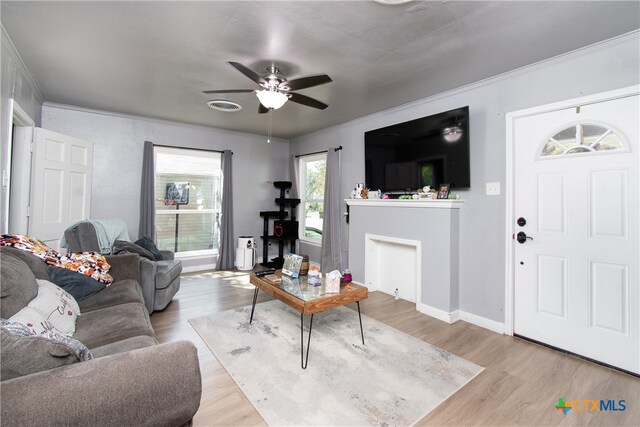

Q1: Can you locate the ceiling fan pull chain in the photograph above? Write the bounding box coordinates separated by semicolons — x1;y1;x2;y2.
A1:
267;110;272;144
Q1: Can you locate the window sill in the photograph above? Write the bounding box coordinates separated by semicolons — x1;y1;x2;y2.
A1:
174;249;217;260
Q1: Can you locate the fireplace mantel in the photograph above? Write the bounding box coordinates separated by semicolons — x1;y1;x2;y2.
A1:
345;199;464;209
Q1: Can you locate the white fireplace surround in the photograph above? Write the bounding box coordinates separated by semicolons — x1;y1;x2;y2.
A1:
346;198;462;324
364;234;422;304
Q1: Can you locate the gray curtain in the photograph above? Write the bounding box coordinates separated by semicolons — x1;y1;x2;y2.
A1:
289;154;299;199
320;147;343;271
289;155;300;253
217;150;235;269
139;141;156;240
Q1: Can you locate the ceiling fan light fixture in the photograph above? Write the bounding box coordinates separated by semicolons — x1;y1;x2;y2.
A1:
256;89;288;110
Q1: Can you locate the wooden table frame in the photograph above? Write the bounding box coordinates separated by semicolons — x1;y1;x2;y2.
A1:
249;272;369;369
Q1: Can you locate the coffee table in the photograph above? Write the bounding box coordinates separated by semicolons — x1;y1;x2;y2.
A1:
249;271;368;369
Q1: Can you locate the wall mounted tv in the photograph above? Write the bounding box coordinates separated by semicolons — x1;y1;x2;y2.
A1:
365;106;470;192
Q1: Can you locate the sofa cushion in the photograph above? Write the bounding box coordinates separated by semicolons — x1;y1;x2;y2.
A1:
112;240;155;261
156;260;182;290
0;321;92;380
134;236;163;261
0;246;49;280
0;252;39;319
78;279;144;313
9;280;80;336
46;265;106;302
74;302;154;348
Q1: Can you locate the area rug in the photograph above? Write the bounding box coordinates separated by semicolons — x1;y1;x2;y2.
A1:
189;301;483;426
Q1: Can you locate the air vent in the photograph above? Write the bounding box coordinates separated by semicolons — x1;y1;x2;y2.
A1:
207;99;242;112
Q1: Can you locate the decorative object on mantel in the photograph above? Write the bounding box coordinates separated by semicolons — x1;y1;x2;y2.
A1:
437;183;451;199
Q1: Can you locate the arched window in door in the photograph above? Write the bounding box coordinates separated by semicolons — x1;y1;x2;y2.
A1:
540;123;625;157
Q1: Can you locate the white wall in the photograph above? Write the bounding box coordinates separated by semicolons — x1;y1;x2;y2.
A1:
291;32;640;324
41;104;290;267
1;27;43;233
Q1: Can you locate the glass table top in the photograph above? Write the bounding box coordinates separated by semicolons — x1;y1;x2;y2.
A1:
280;275;329;302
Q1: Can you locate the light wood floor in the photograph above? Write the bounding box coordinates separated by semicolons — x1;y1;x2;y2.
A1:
151;271;639;426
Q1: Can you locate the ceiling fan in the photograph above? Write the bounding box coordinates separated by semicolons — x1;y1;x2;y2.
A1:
203;62;332;114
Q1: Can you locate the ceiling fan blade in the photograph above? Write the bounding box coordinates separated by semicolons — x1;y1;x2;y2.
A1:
286;74;332;91
258;104;269;114
228;61;267;85
202;89;255;94
288;92;328;110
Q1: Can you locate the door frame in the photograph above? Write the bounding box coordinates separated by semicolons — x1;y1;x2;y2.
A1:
504;85;639;336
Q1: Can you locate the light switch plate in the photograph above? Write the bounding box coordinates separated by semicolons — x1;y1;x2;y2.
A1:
486;182;500;195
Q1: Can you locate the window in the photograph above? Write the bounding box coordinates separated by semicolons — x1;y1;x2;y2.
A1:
154;147;222;255
299;153;326;244
540;123;624;158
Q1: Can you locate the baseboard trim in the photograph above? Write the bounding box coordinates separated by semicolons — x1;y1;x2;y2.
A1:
459;311;505;334
416;303;504;334
417;303;455;324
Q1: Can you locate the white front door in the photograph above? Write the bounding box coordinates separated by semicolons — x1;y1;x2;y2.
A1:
513;92;639;374
29;128;93;249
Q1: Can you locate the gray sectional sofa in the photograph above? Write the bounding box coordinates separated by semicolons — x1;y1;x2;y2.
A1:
0;246;202;426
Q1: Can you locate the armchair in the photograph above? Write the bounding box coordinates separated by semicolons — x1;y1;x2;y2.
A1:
63;222;182;313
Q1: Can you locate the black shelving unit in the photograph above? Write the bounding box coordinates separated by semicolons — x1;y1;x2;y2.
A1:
259;181;300;269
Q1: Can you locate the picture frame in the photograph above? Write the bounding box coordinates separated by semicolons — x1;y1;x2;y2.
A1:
165;182;190;205
282;253;304;278
437;183;450;199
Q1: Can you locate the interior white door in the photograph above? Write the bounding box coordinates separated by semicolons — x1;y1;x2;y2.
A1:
29;128;93;249
513;94;639;374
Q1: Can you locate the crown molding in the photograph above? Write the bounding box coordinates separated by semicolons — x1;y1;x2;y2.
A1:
1;24;44;104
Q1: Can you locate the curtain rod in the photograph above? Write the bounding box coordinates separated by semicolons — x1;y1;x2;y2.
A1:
150;142;232;155
295;145;342;158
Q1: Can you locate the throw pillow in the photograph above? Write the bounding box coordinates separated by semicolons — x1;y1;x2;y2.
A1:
1;320;92;380
134;236;163;261
46;265;106;302
112;240;155;261
9;280;80;336
0;251;39;319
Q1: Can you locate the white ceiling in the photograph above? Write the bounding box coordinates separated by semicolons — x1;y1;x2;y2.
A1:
2;1;638;139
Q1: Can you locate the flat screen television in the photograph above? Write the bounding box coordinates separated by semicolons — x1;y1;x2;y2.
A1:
364;106;470;192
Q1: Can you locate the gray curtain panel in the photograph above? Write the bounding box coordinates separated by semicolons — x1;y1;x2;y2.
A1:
289;154;299;199
289;154;300;253
320;148;343;272
217;150;235;269
139;141;156;240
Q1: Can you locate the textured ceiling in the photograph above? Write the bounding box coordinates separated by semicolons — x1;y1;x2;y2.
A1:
2;1;638;139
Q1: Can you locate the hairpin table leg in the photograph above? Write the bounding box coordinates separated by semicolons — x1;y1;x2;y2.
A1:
249;287;259;324
357;301;365;345
300;313;314;369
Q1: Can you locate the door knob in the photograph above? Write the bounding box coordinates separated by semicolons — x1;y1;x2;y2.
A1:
516;231;533;244
517;217;526;227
